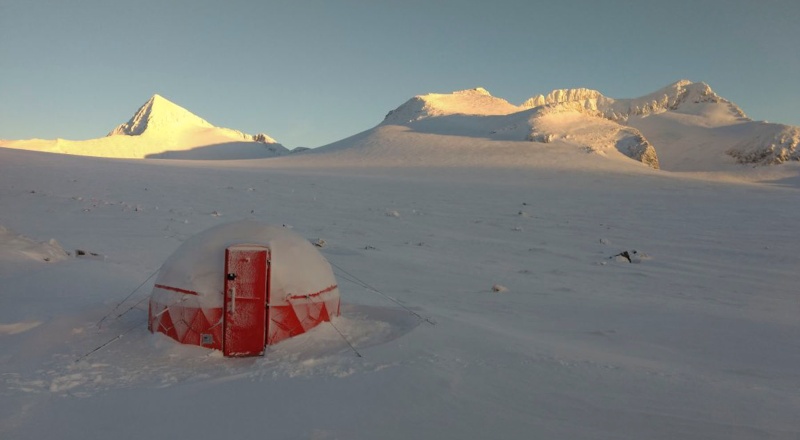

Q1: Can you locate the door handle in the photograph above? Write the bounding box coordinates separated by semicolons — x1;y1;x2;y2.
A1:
229;286;236;314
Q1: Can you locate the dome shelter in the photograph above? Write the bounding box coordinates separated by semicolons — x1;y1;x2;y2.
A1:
148;220;340;357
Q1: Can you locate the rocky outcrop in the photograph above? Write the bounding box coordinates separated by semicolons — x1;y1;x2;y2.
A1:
525;102;660;169
522;88;614;111
616;132;660;169
521;80;748;122
727;124;800;165
252;133;277;144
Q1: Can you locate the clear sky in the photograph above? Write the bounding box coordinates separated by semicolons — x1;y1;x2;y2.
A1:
1;0;798;148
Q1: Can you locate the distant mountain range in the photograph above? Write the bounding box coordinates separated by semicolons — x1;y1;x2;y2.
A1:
1;81;798;169
370;80;799;170
0;94;287;160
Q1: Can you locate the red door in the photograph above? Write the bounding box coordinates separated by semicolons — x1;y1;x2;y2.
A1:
223;245;270;357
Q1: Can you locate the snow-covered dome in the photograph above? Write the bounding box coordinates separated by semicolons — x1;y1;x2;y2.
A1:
149;220;340;356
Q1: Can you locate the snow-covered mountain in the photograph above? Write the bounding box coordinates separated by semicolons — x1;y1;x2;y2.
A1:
107;94;217;137
1;84;799;440
2;81;798;169
521;80;748;123
0;95;287;160
308;80;798;171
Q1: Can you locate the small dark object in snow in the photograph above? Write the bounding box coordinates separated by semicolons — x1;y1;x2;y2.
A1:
75;249;106;261
311;238;326;248
611;250;638;263
364;245;377;250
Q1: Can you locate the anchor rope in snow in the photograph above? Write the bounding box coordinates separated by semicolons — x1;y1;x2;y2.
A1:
77;295;192;363
328;260;436;326
114;295;150;320
96;267;159;329
75;318;147;363
328;318;362;358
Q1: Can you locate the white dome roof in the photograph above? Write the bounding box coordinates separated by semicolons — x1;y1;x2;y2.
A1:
152;220;337;309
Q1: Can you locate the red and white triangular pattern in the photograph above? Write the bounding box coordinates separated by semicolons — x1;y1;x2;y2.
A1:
149;303;223;350
267;295;340;345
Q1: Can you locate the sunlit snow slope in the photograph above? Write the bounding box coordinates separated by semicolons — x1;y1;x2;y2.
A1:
1;146;798;440
2;81;798;169
303;80;799;172
0;95;288;160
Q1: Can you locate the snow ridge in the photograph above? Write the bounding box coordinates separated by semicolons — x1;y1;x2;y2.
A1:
521;80;748;122
370;80;790;170
522;88;613;111
526;102;660;169
383;87;520;124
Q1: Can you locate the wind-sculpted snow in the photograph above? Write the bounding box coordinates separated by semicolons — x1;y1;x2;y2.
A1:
0;224;69;265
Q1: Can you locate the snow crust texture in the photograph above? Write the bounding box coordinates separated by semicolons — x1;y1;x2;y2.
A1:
1;146;799;440
0;224;69;264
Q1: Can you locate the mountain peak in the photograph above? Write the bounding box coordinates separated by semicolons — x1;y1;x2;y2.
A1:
383;87;518;124
519;80;748;122
632;80;748;119
670;79;694;88
454;87;493;97
107;94;213;137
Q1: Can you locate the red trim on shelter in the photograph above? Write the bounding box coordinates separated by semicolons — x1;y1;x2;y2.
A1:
287;284;338;301
154;283;199;296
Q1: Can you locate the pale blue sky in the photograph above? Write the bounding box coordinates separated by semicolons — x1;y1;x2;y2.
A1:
1;0;798;148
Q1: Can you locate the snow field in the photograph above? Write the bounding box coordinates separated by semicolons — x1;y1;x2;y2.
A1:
1;147;799;439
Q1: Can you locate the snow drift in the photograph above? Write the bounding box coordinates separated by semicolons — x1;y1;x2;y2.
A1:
0;224;69;265
1;145;799;439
